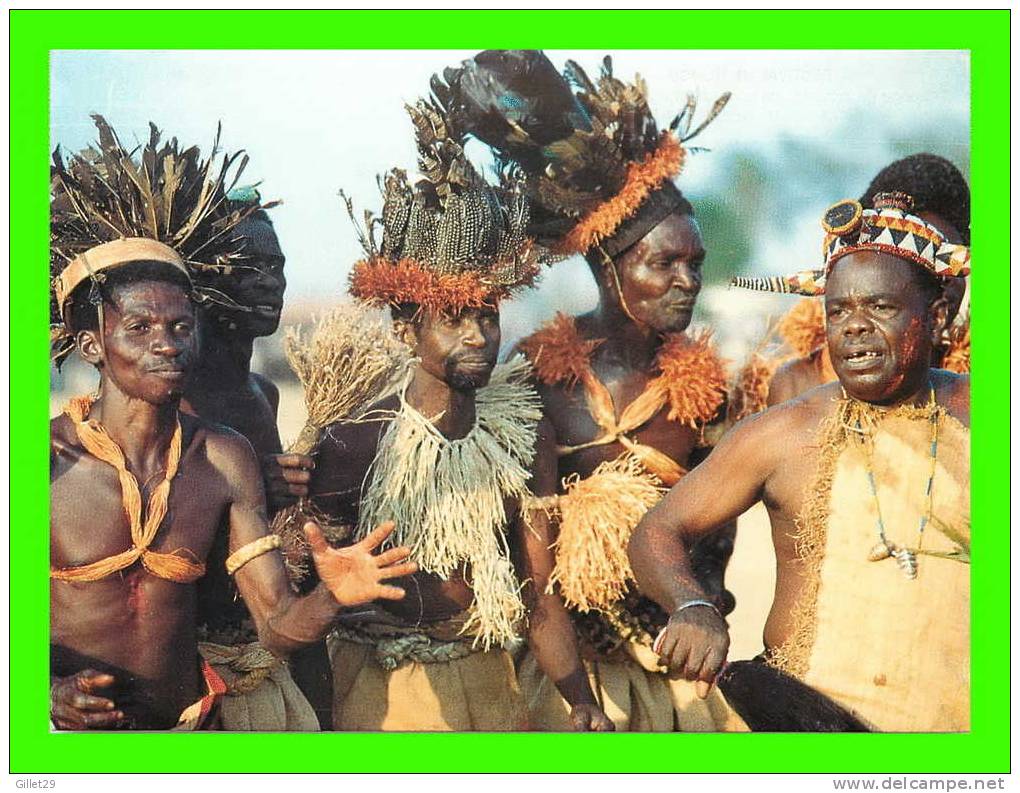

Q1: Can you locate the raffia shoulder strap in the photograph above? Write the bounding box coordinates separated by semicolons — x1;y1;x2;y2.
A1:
560;369;686;486
50;395;206;584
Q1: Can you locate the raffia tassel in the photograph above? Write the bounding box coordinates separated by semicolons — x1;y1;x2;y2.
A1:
941;317;969;374
729;352;779;422
283;302;411;455
652;330;728;427
269;500;351;588
548;454;665;612
777;298;827;358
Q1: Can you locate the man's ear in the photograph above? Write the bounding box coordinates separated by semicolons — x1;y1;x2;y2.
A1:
76;329;104;367
928;294;949;346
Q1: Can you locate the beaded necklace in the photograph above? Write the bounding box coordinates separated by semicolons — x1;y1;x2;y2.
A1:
851;385;940;580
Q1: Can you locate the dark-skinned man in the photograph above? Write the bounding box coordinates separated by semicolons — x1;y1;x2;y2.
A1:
629;193;971;732
429;50;745;730
766;154;971;408
179;197;330;730
288;99;613;731
49;121;415;730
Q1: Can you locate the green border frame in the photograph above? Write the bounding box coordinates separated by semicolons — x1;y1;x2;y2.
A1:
11;9;1010;774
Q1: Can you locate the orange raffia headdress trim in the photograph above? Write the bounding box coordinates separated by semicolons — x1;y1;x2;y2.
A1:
349;255;537;314
51;396;205;584
557;132;685;255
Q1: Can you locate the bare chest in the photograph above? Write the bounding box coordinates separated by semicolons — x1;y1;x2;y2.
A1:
541;369;699;479
50;451;228;569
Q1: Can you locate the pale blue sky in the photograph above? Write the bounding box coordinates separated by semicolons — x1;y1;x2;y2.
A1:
51;49;969;357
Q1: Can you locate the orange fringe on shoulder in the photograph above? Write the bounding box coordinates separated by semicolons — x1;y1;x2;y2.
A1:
557;133;685;255
350;258;512;313
651;330;728;427
729;353;779;422
518;313;604;388
777;298;827;358
942;319;970;374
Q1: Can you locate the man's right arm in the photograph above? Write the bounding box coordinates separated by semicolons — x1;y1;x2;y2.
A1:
628;411;778;691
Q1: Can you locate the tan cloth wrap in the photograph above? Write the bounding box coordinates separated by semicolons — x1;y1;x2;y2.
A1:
518;644;747;732
198;641;320;732
225;534;282;576
793;412;970;732
329;635;528;731
55;237;188;313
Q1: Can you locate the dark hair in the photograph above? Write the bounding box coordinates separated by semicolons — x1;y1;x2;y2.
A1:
861;153;970;245
908;262;944;306
66;260;192;334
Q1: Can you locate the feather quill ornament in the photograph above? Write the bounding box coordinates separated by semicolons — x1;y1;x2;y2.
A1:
433;50;730;252
50;115;274;363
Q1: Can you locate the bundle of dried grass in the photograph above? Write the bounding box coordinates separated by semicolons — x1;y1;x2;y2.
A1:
283;302;411;455
270;302;410;586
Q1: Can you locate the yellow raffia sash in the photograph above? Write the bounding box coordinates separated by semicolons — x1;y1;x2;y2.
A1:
769;397;970;731
51;395;206;584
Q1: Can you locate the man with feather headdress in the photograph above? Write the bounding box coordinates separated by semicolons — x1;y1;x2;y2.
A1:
430;50;744;731
289;97;613;731
48;116;416;730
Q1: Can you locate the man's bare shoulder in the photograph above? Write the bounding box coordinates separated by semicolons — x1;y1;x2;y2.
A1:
250;372;280;412
50;414;83;474
768;353;825;406
734;380;837;443
191;415;259;475
319;393;398;454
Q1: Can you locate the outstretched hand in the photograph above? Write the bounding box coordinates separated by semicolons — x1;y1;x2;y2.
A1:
51;670;125;730
304;520;417;608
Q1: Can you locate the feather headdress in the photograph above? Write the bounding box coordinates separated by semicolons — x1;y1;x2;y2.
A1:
50;114;273;363
432;50;730;256
346;99;537;313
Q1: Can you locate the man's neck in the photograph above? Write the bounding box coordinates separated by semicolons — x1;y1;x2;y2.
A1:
194;317;255;390
847;371;936;412
404;364;477;440
90;385;179;475
590;296;662;370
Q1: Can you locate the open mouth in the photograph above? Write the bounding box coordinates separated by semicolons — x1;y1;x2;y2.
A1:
841;349;885;369
456;358;494;370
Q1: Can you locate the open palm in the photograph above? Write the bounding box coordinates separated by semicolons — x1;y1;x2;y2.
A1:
304;520;417;608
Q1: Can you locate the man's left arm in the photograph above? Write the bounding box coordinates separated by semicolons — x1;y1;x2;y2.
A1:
514;418;614;732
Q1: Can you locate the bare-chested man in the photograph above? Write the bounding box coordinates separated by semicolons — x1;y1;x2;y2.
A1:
180;202;331;729
49;251;415;730
49;124;413;730
768;153;970;405
280;98;612;731
629;193;971;732
433;50;742;731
